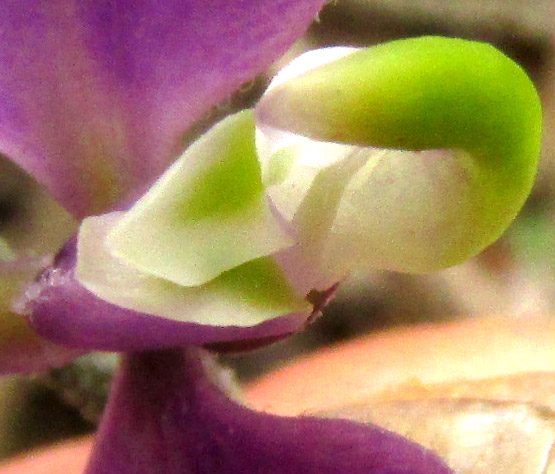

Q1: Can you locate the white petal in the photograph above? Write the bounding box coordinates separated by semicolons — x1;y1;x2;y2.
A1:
76;213;310;327
107;111;295;287
322;148;488;274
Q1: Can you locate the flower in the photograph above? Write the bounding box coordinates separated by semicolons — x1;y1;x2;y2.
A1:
61;37;541;349
0;0;333;366
0;3;540;474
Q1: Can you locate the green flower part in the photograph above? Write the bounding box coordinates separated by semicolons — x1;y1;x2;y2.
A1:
256;37;541;274
76;37;541;327
107;110;294;287
77;112;310;327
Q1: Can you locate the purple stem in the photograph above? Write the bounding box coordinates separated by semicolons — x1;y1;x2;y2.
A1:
85;347;454;474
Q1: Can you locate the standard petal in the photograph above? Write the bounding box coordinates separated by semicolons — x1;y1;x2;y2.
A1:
0;0;326;217
25;239;314;351
85;348;453;474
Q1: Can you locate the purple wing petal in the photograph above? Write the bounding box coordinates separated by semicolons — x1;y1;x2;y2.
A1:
85;348;454;474
25;239;311;351
0;0;325;217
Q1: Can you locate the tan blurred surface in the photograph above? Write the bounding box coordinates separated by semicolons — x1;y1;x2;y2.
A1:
320;399;555;474
247;316;555;473
247;316;555;415
0;438;90;474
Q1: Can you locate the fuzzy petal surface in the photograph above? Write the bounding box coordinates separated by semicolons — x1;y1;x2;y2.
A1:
85;348;453;474
0;0;325;216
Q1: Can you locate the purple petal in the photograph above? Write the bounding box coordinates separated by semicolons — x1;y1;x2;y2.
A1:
25;239;313;351
85;348;453;474
0;0;325;217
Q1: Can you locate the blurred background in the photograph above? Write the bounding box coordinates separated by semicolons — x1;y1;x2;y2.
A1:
0;0;554;461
